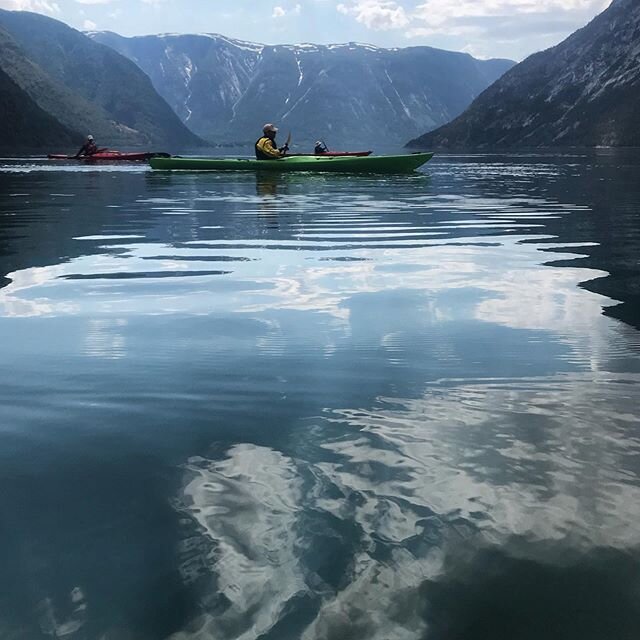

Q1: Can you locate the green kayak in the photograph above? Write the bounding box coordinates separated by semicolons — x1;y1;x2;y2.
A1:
149;153;433;174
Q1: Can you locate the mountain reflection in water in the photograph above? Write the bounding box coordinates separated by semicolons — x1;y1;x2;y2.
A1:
0;150;639;639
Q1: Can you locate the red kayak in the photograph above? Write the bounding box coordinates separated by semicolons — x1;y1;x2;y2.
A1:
317;151;372;157
290;151;372;157
47;151;170;162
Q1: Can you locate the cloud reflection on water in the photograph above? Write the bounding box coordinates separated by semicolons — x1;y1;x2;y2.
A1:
171;372;640;639
2;155;640;639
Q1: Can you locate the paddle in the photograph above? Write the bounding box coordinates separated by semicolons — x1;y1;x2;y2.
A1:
281;132;291;155
71;147;109;159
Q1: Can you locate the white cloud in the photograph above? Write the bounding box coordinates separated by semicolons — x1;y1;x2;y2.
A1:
461;43;490;59
0;0;60;13
412;0;610;30
404;0;611;59
337;0;409;30
334;0;611;59
75;0;113;5
336;0;610;34
83;18;96;29
272;4;300;18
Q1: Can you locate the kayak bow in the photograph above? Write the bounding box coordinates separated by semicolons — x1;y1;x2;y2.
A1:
150;153;433;174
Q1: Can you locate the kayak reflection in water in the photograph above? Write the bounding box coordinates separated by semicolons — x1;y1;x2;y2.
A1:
255;123;289;159
256;172;282;197
74;134;98;158
256;172;282;228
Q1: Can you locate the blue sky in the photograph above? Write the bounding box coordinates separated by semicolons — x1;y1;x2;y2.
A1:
0;0;612;60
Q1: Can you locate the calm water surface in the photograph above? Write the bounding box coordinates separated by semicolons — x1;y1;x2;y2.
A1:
1;152;640;639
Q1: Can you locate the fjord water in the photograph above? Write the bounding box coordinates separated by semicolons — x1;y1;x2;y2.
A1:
1;152;640;639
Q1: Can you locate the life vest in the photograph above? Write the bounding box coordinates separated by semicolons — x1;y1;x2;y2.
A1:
255;136;281;160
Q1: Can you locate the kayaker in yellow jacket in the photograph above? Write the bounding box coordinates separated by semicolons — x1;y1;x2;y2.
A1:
255;124;288;160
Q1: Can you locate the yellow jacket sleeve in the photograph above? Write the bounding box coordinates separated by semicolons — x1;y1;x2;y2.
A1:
256;137;283;158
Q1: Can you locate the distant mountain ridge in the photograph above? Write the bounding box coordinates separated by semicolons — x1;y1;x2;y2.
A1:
0;9;203;149
90;31;514;146
407;0;640;149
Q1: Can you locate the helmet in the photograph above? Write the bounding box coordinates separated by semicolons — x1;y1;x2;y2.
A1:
263;123;278;134
87;135;94;141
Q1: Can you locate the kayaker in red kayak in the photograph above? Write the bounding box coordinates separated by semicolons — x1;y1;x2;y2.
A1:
255;124;289;160
312;140;371;156
315;140;329;154
74;135;98;158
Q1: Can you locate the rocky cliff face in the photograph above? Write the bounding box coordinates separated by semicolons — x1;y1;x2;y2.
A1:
91;31;514;146
0;10;203;149
407;0;640;149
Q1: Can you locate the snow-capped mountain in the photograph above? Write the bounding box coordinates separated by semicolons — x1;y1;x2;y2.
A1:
407;0;640;149
90;31;514;146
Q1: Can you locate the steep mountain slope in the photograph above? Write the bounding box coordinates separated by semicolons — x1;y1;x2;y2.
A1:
0;64;77;149
91;31;514;145
0;10;202;148
0;26;128;147
407;0;640;149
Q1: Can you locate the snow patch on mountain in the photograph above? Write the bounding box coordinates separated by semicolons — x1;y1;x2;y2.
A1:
90;31;514;145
